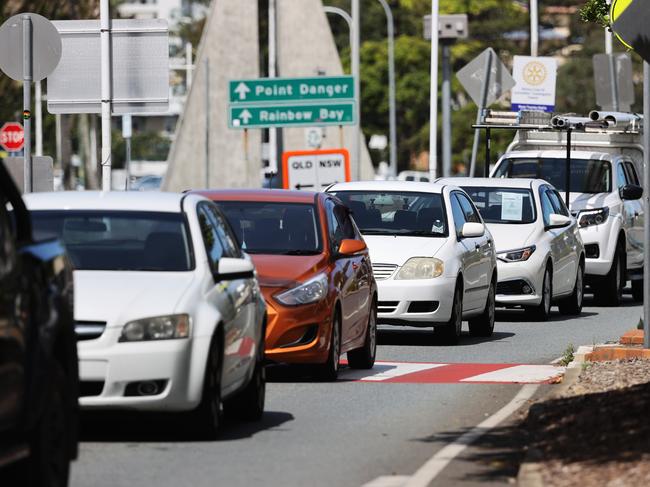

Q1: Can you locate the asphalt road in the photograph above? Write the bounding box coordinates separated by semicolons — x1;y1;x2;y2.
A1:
70;291;642;487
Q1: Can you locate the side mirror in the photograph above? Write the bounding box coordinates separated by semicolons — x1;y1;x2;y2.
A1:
460;222;485;238
338;239;367;255
546;213;572;230
217;257;255;281
620;184;643;201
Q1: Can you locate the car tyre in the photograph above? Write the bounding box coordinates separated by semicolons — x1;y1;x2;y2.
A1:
437;281;463;345
224;337;266;421
316;310;341;381
632;279;644;302
526;265;552;321
558;263;584;315
10;360;71;487
468;279;495;337
193;333;224;439
595;243;624;306
347;298;377;369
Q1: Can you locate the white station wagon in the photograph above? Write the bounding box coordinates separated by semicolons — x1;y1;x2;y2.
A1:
327;180;497;344
25;191;267;438
440;178;585;321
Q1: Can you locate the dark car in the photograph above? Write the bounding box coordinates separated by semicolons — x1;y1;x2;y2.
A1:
0;159;78;486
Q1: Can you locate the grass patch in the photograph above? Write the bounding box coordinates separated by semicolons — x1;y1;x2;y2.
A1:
558;344;576;367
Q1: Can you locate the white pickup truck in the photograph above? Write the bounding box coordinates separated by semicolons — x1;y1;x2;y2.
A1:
491;127;644;306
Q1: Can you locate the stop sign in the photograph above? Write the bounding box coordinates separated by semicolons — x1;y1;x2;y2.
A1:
0;123;25;152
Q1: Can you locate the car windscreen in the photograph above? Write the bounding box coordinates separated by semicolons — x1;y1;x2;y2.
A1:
215;202;322;255
494;158;611;193
461;187;536;224
330;191;448;237
30;210;193;271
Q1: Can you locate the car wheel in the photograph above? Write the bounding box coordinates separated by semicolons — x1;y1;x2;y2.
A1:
595;243;624;306
632;279;644;302
347;298;377;369
12;360;71;487
468;279;495;337
224;338;266;421
316;310;342;381
437;282;463;345
526;265;552;321
558;263;584;315
193;333;224;439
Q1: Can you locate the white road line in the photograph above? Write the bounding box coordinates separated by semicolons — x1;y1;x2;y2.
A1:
404;384;538;487
339;362;447;382
363;476;411;487
460;364;565;384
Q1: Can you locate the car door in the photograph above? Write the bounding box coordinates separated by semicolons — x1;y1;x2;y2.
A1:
622;160;644;268
455;192;492;310
0;192;24;432
325;198;359;346
449;192;478;312
539;187;572;295
197;203;251;390
549;188;579;293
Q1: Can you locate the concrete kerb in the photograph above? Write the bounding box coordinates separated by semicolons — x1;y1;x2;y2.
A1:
516;356;584;487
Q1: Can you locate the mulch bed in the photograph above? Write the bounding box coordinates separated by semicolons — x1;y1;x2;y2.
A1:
523;359;650;487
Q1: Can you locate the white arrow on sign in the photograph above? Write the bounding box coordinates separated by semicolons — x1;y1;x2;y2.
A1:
239;109;252;124
234;82;251;100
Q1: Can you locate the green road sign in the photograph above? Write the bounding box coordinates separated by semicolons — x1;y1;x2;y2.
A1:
229;103;355;129
229;76;354;104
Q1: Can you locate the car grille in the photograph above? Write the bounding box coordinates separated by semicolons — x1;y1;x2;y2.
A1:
496;279;531;296
75;321;107;341
378;301;399;313
372;263;398;280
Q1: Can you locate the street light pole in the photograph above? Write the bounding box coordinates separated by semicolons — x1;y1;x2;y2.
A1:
530;0;539;57
429;1;439;180
100;0;112;191
377;0;397;178
351;0;361;180
268;0;278;174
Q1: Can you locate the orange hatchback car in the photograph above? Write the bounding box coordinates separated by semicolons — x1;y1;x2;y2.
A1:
197;189;377;379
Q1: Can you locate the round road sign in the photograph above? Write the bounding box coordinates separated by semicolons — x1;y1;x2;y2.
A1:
0;123;25;152
0;13;62;82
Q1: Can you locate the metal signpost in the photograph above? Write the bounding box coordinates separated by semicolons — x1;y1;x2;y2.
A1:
0;13;61;193
228;76;356;129
457;48;515;176
610;0;650;349
282;149;350;190
122;114;132;190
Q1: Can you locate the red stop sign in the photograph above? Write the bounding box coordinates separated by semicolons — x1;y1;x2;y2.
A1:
0;123;25;152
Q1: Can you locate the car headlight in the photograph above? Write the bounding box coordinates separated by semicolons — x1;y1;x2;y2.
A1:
275;273;328;306
577;208;609;228
395;257;444;280
497;245;536;262
119;314;191;342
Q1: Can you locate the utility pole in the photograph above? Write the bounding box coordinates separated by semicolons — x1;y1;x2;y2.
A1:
428;1;439;180
100;0;112;191
22;15;32;193
268;0;278;174
530;0;539;57
377;0;397;178
351;0;361;180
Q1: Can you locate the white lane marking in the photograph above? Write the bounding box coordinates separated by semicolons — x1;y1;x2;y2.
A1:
363;475;410;487
402;384;539;487
460;364;565;383
339;362;447;382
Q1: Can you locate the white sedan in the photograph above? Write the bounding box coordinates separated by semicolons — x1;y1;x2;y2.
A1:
439;178;585;320
327;180;497;344
24;191;267;437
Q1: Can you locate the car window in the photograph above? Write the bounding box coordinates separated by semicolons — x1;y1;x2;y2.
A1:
331;190;448;237
197;204;226;271
325;199;344;250
455;193;481;224
495;157;611;193
204;204;241;258
31;210;193;271
450;193;467;236
616;163;628;189
539;188;555;226
547;190;570;217
333;204;356;240
462;186;536;224
624;162;640;186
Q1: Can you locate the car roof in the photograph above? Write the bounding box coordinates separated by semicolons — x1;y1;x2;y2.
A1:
194;189;318;204
23;191;198;213
327;180;444;194
437;177;541;190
